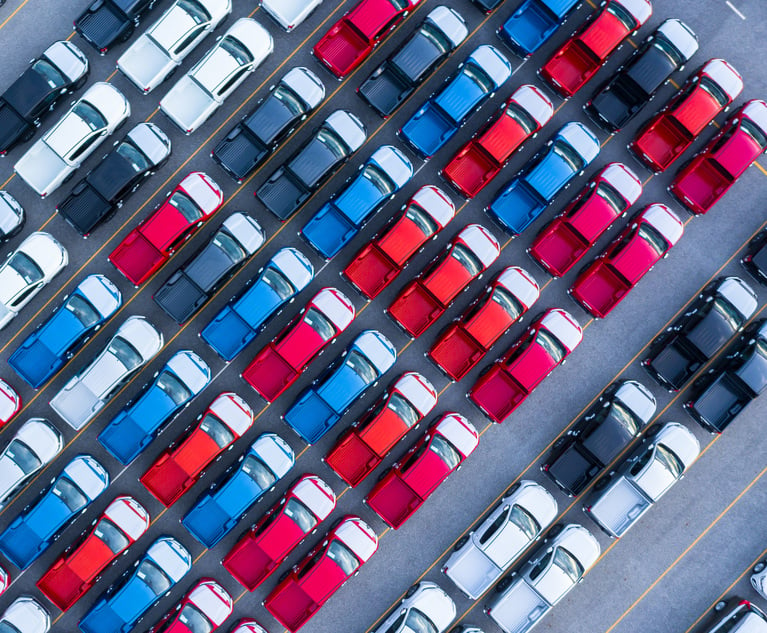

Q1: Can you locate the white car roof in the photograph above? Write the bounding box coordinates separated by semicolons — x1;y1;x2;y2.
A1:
166;350;211;395
149;1;214;53
456;224;500;269
292;474;336;520
62;454;109;500
16;232;68;278
435;413;479;458
221;18;273;63
311;287;355;330
496;266;540;311
640;203;684;246
717;276;758;320
179;172;223;215
222;212;265;255
511;84;554;128
117;316;164;361
656;18;698;62
127;123;171;166
281;67;325;110
208;392;254;437
701;58;744;101
552;524;601;571
15;418;63;464
352;330;397;375
426;6;468;48
44;40;88;83
188;580;232;626
614;0;652;25
656;422;701;470
558;121;600;164
334;516;378;562
742;99;767;137
261;0;322;30
2;597;50;633
600;162;642;205
77;274;122;319
614;380;657;424
405;582;456;632
146;537;192;582
467;45;512;88
511;480;558;528
252;432;295;479
325;110;366;152
271;247;314;292
78;82;130;129
540;308;582;352
369;145;413;189
104;495;150;540
393;372;437;417
0;191;24;236
411;185;455;229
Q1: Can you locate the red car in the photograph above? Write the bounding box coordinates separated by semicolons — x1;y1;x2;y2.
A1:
242;287;355;402
469;308;583;423
429;266;540;381
264;515;378;633
36;495;150;611
140;392;254;507
324;371;437;487
670;99;767;214
630;59;744;173
569;203;684;318
365;412;479;529
442;85;553;198
0;379;20;428
223;475;336;591
388;224;500;338
539;0;652;98
149;579;232;633
528;162;643;277
312;0;423;79
108;172;224;286
343;185;455;299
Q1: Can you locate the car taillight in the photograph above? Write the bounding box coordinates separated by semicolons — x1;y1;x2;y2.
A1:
100;47;108;54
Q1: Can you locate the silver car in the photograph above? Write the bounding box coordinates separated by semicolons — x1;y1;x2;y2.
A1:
0;597;50;633
261;0;322;31
373;582;456;633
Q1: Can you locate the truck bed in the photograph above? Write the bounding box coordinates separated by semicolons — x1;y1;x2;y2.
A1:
57;184;111;236
242;346;299;402
635;116;692;170
302;203;356;259
489;180;545;234
212;127;267;182
343;243;398;299
201;306;256;362
258;169;309;221
546;442;600;496
471;369;527;423
543;41;598;96
76;2;127;50
529;223;588;277
154;273;204;324
8;340;60;389
388;282;444;338
223;537;276;591
671;157;732;213
265;580;318;633
325;431;379;487
358;65;410;116
571;262;630;318
140;457;192;507
314;21;368;76
109;232;164;286
502;0;559;55
366;472;420;529
690;373;751;432
487;578;549;633
284;389;337;445
0;100;30;152
443;143;498;198
50;380;100;430
587;475;650;538
37;564;86;611
401;102;456;158
429;325;485;381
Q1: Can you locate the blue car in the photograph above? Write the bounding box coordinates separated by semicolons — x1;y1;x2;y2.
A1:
284;329;397;444
400;45;512;159
182;433;295;547
0;454;108;569
301;146;414;259
98;350;211;465
201;247;314;361
487;121;600;235
78;536;191;633
8;274;122;388
498;0;581;58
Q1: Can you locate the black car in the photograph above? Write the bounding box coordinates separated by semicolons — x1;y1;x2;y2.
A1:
742;227;767;286
0;41;89;156
643;277;757;392
357;7;467;118
584;18;699;133
256;109;366;221
75;0;157;54
153;213;264;324
541;380;656;496
57;123;172;237
0;192;25;244
471;0;503;13
212;67;326;183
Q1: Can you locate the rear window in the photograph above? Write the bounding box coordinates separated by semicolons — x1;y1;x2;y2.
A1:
168;191;204;222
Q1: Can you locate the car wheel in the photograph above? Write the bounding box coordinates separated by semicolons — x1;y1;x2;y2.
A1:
119;25;135;43
547;523;564;538
73;75;88;91
496;575;514;593
645;424;662;438
21;127;35;142
453;535;469;551
404;584;419;598
714;600;727;612
594;477;610;491
755;562;766;574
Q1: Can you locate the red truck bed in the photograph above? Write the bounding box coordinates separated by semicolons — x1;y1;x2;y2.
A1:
388;282;444;338
108;231;163;286
139;458;191;507
634;116;691;171
542;41;599;97
37;565;85;611
428;325;485;381
442;144;498;198
529;223;589;277
366;471;421;529
470;369;528;423
670;157;731;214
343;243;398;299
223;537;275;591
325;431;379;487
571;261;630;318
264;580;318;633
314;21;368;77
242;346;299;402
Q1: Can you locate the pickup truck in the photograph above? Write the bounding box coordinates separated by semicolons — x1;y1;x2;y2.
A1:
388;223;500;338
528;162;643;277
242;287;355;402
429;266;540;381
630;59;744;173
75;0;157;54
283;330;397;444
400;44;512;159
569;203;684;319
670;99;767;214
324;371;437;486
342;185;455;299
498;0;580;58
584;422;700;538
696;599;767;633
365;412;479;529
442;85;553;199
487;121;600;236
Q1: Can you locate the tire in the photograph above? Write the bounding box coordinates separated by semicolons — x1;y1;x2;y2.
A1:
404;584;419;598
594;477;610;491
119;25;134;43
496;575;513;593
755;562;766;574
453;535;469;552
645;424;662;438
547;523;564;538
714;600;727;612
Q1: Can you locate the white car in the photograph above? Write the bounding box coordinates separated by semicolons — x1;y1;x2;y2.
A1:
14;82;130;197
118;0;233;93
0;418;63;509
0;191;24;244
0;379;21;427
49;316;164;431
0;232;68;331
0;565;8;596
0;597;50;633
373;582;456;633
160;18;274;134
261;0;322;31
230;621;267;633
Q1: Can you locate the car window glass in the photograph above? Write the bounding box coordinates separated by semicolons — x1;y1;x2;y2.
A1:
284;497;317;533
492;286;523;320
608;400;640;435
361;163;396;196
65;294;101;328
304;307;336;341
629;448;653;476
605;1;638;30
94;518;130;553
529;551;553;581
450;243;483;276
173;25;206;55
117;141;151;173
178;604;213;633
405;204;439;237
428;435;461;470
52;476;88;512
553;547;584;583
6;440;41;474
169;191;204;222
241;454;277;489
699;77;729;108
505;102;537;135
637;222;670;255
274;85;306;117
741;118;767;149
8;252;43;284
108;336;144;371
595;182;627;212
200;413;235;449
552;141;585;173
509;504;541;539
253;506;280;536
69;132;103;162
32;59;66;89
216;67;247;97
655;444;684;479
653;36;685;66
11;284;39;306
463;61;495;94
504;332;534;365
420;21;451;54
220;36;254;65
383;611;408;633
317;128;349;160
296;548;324;578
479;506;510;545
155;370;192;406
388;0;407;9
345;350;378;384
387;393;420;427
261;266;295;300
327;539;360;575
73;102;108;132
711;296;744;331
213;230;247;264
402;610;437;633
0;621;23;633
135;559;172;595
535;329;567;364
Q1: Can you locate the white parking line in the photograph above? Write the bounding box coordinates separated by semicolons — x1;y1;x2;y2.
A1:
726;0;746;19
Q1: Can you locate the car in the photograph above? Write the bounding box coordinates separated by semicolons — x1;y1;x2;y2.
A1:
202;247;315;361
585;19;699;134
283;329;397;444
182;432;295;547
263;515;378;633
0;232;68;331
630;59;744;173
36;495;150;611
0;418;63;510
486;121;600;236
428;266;540;381
75;0;158;54
754;563;767;601
542;380;657;496
56;123;173;237
117;0;233;94
98;350;211;465
50;316;164;431
262;0;322;31
366;412;479;529
743;227;767;287
388;224;500;338
670;99;767;214
0;40;89;156
469;308;583;424
223;474;336;591
0;191;24;243
569;203;684;319
0;566;7;596
78;536;192;633
14;82;131;198
0;597;50;633
242;287;356;402
497;0;580;58
108;172;224;286
256;109;366;220
149;579;232;633
400;45;512;159
695;599;767;633
301;145;413;259
325;371;437;487
643;277;758;392
312;0;423;79
0;380;20;428
539;0;653;99
212;66;326;183
442;85;553;199
228;621;268;633
527;162;643;277
9;274;122;389
484;524;600;633
373;582;456;633
357;6;468;117
442;480;558;599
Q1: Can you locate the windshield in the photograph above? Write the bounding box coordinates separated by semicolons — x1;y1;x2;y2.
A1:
200;414;235;449
262;266;294;300
179;0;210;22
606;1;638;30
274;85;306;117
346;350;378;383
509;504;540;539
361;164;396;196
94;518;130;553
387;393;420;428
699;76;730;108
421;21;451;54
214;230;247;264
117;141;151;173
552;141;585;172
32;58;66;89
492;286;523;320
6;439;41;474
506;102;537;135
596;182;627;212
73;102;107;132
155;370;192;406
389;0;407;9
52;476;88;513
654;36;686;66
742;118;767;149
241;454;277;489
65;294;101;328
655;444;684;479
0;621;22;633
304;307;336;340
135;559;171;595
220;36;254;65
326;540;359;575
711;296;745;331
535;329;567;363
553;547;584;583
168;191;204;222
638;222;670;255
429;435;461;469
284;497;317;532
8;252;43;285
178;604;212;633
317;127;349;159
389;610;437;633
405;204;439;237
608;400;641;435
108;336;144;371
463;62;495;93
450;243;483;276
